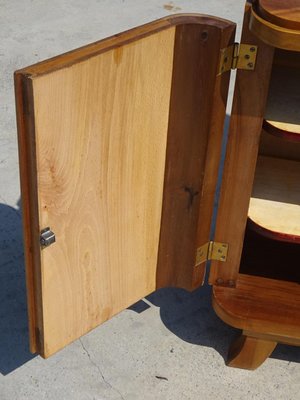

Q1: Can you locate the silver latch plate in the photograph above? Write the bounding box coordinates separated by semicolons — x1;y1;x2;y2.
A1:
40;227;56;248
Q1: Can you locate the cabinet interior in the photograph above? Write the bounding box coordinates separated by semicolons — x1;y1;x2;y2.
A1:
241;49;300;283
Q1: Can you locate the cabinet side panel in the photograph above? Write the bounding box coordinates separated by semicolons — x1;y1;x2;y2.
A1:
32;28;175;357
156;22;235;290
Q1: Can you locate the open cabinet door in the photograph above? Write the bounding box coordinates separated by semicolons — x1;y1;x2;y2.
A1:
15;15;235;357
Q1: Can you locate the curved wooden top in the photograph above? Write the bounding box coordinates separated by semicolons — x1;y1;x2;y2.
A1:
16;13;235;78
258;0;300;30
250;4;300;50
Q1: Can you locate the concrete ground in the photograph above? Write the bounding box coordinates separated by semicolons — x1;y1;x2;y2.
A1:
0;0;299;399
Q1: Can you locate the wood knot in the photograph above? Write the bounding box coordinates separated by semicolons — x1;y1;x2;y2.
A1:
184;186;199;210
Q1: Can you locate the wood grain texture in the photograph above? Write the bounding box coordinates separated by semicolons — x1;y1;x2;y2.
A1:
250;4;300;51
15;14;236;357
17;14;235;78
243;330;300;346
15;74;43;353
213;273;300;340
227;333;277;370
30;29;175;357
264;64;300;140
156;22;235;290
193;24;235;289
249;156;300;239
257;0;300;30
209;4;274;285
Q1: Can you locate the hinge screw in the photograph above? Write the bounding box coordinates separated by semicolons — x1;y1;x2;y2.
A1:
216;278;224;285
201;31;208;40
227;280;235;287
250;47;256;52
247;62;254;68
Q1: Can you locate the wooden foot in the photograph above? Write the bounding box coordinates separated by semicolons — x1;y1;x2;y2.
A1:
227;334;277;370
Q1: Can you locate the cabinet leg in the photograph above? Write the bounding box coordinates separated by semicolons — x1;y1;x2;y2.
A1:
226;334;277;370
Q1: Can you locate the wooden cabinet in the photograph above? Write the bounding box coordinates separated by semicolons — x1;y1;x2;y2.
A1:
15;1;300;369
211;0;300;369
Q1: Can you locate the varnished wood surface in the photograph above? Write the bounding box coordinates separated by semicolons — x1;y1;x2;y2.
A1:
193;24;235;289
227;333;277;370
209;4;274;285
264;65;300;140
15;15;236;357
156;22;235;290
244;330;300;347
213;273;300;340
257;0;300;30
250;4;300;51
15;74;43;354
248;214;300;243
16;14;234;78
249;156;300;239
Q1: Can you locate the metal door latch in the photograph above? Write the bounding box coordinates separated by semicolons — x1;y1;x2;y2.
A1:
40;227;56;248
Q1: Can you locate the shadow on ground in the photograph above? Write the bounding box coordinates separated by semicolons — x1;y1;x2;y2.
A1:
130;283;300;366
148;284;237;363
134;111;300;367
0;201;35;375
1;198;299;376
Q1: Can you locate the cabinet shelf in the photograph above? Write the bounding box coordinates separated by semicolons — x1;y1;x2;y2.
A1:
249;155;300;243
263;65;300;142
213;273;300;341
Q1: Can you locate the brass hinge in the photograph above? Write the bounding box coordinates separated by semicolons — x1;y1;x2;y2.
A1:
218;43;258;75
195;241;228;266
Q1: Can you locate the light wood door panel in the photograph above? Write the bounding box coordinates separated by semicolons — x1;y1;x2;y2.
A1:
15;15;235;357
32;29;175;357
